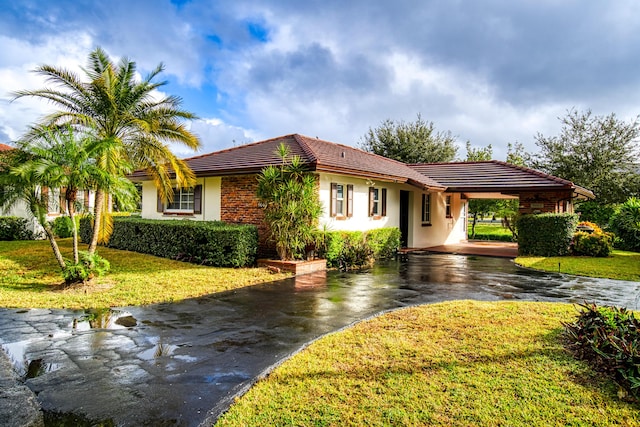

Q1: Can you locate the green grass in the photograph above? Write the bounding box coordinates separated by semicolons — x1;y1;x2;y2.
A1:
516;250;640;282
0;239;290;309
216;301;640;427
468;222;514;241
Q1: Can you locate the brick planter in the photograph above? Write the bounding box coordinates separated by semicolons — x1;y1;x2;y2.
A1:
257;259;327;275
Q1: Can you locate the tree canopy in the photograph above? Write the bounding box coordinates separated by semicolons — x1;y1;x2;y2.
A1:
360;114;459;163
531;109;640;205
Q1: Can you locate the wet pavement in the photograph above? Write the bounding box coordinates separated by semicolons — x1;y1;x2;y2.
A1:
1;253;639;426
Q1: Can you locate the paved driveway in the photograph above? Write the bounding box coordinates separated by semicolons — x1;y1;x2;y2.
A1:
1;254;638;426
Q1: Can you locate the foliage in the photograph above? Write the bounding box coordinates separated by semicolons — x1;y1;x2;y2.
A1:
217;301;640;426
465;141;492;161
506;141;529;167
0;216;35;241
576;200;617;227
468;222;514;241
515;250;640;282
80;216;258;267
315;228;400;270
564;303;640;399
609;197;640;252
571;221;614;257
531;109;640;205
517;213;578;256
52;215;80;238
257;143;323;260
13;47;200;253
62;251;110;284
360;113;459;163
0;239;290;309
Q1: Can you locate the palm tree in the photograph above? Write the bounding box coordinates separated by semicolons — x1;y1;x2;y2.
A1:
13;47;201;253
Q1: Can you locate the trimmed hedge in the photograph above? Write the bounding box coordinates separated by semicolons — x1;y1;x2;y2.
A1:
315;227;401;270
79;217;258;267
517;213;578;257
0;216;35;241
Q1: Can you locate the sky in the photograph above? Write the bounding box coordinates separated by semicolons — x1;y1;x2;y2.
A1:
1;0;639;160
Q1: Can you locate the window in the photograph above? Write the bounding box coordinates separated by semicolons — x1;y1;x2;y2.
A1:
330;183;353;218
368;187;387;218
445;195;452;218
421;193;431;224
158;185;202;214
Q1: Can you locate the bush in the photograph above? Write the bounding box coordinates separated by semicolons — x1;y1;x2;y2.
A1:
80;217;258;267
609;197;640;252
564;303;640;399
517;213;578;257
51;216;82;238
572;221;614;257
0;216;35;241
576;200;617;227
62;251;110;284
315;227;400;270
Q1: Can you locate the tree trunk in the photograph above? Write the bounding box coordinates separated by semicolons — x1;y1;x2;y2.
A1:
44;226;66;270
88;189;105;254
471;212;478;239
68;200;79;264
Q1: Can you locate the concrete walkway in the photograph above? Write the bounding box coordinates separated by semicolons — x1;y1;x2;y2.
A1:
0;347;43;427
402;240;518;258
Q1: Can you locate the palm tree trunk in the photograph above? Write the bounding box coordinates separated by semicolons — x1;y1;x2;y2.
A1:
67;199;79;264
88;189;105;254
44;226;66;270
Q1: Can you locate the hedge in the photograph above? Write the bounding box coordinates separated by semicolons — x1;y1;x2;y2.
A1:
517;213;578;257
79;217;258;267
0;216;35;241
315;227;401;270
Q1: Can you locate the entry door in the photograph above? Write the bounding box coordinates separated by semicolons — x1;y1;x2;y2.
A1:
399;191;409;248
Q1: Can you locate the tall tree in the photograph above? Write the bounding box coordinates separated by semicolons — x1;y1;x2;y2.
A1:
531;109;640;204
13;47;201;253
465;142;493;161
360;114;459;163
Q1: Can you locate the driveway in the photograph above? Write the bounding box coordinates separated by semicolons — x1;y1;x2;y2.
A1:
1;253;638;426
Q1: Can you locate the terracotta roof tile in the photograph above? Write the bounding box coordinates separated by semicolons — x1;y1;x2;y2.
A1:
0;143;13;151
409;161;594;198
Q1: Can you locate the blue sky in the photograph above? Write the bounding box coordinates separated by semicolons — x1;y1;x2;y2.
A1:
1;0;639;159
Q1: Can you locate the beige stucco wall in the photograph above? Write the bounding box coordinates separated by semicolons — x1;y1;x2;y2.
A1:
141;177;221;221
317;173;402;232
409;192;468;248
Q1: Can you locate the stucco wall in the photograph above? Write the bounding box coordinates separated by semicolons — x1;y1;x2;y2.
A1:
141;177;221;221
410;192;468;248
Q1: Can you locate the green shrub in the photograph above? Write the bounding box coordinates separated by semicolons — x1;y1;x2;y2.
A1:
51;215;82;238
564;303;640;399
81;217;258;267
572;231;613;257
62;251;110;284
315;227;400;270
576;200;617;227
0;216;35;241
517;213;578;256
609;197;640;252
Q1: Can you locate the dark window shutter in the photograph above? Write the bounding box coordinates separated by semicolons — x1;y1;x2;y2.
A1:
381;188;387;216
84;190;90;210
330;183;337;217
368;187;375;216
194;185;202;214
59;187;66;213
347;184;354;217
157;190;164;213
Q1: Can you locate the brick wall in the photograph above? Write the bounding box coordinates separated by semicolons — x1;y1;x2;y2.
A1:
220;174;275;258
518;190;574;215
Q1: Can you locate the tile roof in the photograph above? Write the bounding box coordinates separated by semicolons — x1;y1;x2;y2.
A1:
0;143;13;151
409;161;594;198
129;134;445;190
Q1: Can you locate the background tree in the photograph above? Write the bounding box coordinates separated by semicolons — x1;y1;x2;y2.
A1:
465;143;497;238
531;109;640;205
360;113;459;163
12;47;201;253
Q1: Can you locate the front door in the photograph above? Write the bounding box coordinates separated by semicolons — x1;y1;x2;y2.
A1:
399;190;409;248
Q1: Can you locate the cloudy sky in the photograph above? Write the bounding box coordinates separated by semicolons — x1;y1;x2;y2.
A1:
1;0;639;159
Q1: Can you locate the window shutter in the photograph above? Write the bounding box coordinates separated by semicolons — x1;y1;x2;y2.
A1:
381;188;387;216
59;187;66;213
194;185;202;214
347;185;353;217
157;190;164;213
330;183;337;217
42;187;49;211
368;187;375;216
84;190;90;210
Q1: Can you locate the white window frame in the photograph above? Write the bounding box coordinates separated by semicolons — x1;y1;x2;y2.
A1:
165;187;195;213
421;193;431;224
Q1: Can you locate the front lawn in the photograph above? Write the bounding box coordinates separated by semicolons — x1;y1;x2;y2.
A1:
468;222;514;241
0;239;290;309
216;301;639;426
516;250;640;282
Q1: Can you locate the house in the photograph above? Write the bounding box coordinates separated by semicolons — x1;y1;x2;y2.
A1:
129;134;594;255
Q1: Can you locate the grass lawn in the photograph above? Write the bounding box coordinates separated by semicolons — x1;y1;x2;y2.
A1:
516;250;640;282
0;239;290;309
216;301;640;427
468;222;514;241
